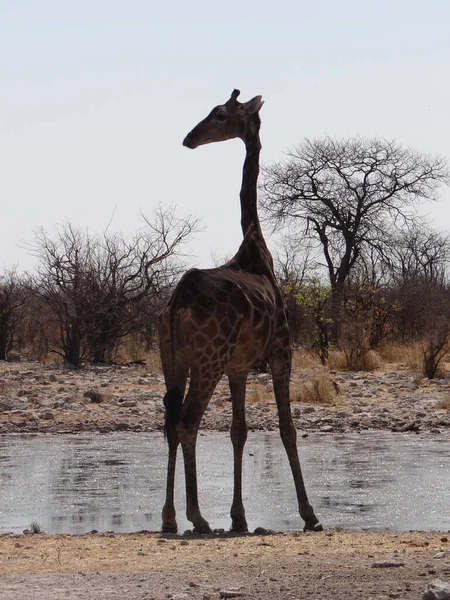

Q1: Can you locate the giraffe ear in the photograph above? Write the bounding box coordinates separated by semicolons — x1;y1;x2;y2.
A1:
242;96;264;114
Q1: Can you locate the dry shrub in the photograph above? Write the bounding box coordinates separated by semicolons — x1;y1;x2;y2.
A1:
247;383;273;404
327;350;348;371
339;324;380;372
291;348;322;370
421;331;450;379
293;373;340;405
350;348;381;372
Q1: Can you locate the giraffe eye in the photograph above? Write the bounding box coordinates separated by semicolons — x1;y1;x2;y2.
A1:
215;112;227;122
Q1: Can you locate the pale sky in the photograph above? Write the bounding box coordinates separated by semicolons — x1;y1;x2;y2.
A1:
1;0;450;272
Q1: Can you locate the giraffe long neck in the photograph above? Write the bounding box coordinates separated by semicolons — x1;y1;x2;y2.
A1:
239;132;262;236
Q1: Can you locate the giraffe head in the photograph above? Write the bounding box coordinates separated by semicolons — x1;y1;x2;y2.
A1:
183;89;264;149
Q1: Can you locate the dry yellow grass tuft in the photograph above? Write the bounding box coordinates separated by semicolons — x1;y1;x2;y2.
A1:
247;383;273;404
142;348;162;372
327;350;348;371
377;341;413;364
292;373;340;405
328;348;380;372
291;348;322;370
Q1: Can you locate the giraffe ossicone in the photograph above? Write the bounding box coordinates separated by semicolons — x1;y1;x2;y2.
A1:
159;89;322;535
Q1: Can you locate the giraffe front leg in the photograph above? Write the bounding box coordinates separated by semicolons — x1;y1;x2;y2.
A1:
269;347;323;532
228;372;249;533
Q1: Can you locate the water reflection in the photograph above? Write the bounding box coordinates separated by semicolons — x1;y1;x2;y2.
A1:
0;432;448;534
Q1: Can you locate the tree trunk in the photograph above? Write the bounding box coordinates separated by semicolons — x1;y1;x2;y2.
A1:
329;283;344;345
0;320;8;360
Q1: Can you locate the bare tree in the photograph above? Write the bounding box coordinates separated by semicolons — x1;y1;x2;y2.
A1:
272;235;331;360
0;269;25;360
24;205;198;366
261;137;449;341
82;206;194;363
388;221;450;286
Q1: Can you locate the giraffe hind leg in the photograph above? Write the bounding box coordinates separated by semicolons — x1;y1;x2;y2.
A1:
268;346;323;532
228;372;249;533
161;352;189;533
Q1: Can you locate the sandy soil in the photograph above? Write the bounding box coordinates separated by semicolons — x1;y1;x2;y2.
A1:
1;530;450;599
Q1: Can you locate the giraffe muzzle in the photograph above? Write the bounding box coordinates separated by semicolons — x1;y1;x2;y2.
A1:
183;132;198;149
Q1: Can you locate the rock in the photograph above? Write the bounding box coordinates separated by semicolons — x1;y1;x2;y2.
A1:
320;425;334;433
83;389;104;403
40;410;55;420
114;422;130;431
253;527;274;535
0;397;27;412
220;590;243;599
119;400;137;408
372;560;405;568
423;580;450;600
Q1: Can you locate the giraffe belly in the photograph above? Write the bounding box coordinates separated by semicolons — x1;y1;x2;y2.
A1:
227;321;271;371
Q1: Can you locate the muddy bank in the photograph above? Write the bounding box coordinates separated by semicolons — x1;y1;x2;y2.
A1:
0;361;449;435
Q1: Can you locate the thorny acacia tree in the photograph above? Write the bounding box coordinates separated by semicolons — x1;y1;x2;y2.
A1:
25;205;198;366
261;137;449;341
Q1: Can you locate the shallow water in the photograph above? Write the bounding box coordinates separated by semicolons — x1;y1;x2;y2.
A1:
0;432;448;534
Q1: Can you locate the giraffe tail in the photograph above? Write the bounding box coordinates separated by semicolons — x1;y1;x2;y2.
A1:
163;289;185;444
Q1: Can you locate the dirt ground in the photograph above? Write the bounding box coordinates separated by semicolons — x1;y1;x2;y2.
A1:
1;530;450;599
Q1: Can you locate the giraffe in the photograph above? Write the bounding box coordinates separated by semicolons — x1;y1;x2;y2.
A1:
158;89;322;535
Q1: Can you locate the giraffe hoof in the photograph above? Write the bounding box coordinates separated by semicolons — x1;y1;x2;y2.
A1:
161;524;178;534
303;522;323;532
192;525;213;535
230;525;248;534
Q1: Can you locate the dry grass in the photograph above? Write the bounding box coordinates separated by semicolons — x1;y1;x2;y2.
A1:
377;341;415;364
141;348;162;371
292;373;340;405
376;341;448;376
438;396;450;410
247;383;273;404
327;349;380;372
291;348;322;370
327;350;348;371
116;341;162;371
393;342;422;372
377;341;450;379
